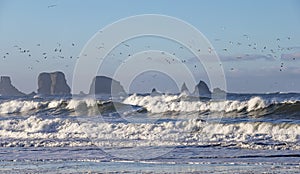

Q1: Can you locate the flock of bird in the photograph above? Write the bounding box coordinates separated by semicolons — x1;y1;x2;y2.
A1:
0;33;297;72
215;35;295;72
1;42;77;70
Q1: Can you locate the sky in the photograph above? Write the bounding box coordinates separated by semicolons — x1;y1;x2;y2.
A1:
0;0;300;94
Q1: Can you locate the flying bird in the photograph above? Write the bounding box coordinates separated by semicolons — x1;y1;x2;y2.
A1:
48;4;57;8
208;47;212;53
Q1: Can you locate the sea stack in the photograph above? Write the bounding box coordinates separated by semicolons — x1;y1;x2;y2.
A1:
89;76;126;95
192;80;211;97
150;88;160;96
213;88;226;94
37;71;71;95
180;82;190;94
0;76;25;96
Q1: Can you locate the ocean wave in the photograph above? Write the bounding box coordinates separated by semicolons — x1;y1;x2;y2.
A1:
123;94;300;117
0;116;299;149
0;98;144;116
0;95;300;118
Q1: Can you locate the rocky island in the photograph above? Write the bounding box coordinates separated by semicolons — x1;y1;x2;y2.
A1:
89;76;126;95
0;76;25;96
37;71;71;95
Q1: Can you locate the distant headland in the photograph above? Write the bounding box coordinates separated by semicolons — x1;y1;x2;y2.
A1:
0;71;225;97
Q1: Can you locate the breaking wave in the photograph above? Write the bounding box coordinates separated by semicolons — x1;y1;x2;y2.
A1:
0;94;299;118
0;116;299;150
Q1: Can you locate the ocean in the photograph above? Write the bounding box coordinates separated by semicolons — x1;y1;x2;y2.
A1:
0;93;299;173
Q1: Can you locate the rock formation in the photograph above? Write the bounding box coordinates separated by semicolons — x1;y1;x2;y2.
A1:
89;76;125;95
180;82;190;94
213;88;226;94
37;72;71;95
150;88;161;96
212;87;226;99
192;80;211;97
0;76;25;96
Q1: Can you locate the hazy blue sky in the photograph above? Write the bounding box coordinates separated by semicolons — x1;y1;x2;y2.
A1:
0;0;300;93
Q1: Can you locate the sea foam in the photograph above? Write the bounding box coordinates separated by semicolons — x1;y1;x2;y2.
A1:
0;116;299;149
123;94;267;113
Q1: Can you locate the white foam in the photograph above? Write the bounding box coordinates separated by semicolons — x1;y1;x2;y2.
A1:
0;95;296;115
123;94;268;113
0;100;42;114
0;116;299;149
0;99;101;115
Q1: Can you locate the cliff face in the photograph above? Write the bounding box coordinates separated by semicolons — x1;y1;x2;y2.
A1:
0;76;25;96
37;72;71;95
89;76;125;95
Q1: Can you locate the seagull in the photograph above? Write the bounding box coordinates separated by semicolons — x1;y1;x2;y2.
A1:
208;47;212;53
243;34;249;40
48;4;57;8
123;43;130;47
164;58;171;64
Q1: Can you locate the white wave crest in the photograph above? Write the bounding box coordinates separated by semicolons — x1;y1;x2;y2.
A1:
123;94;267;113
0;116;299;149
